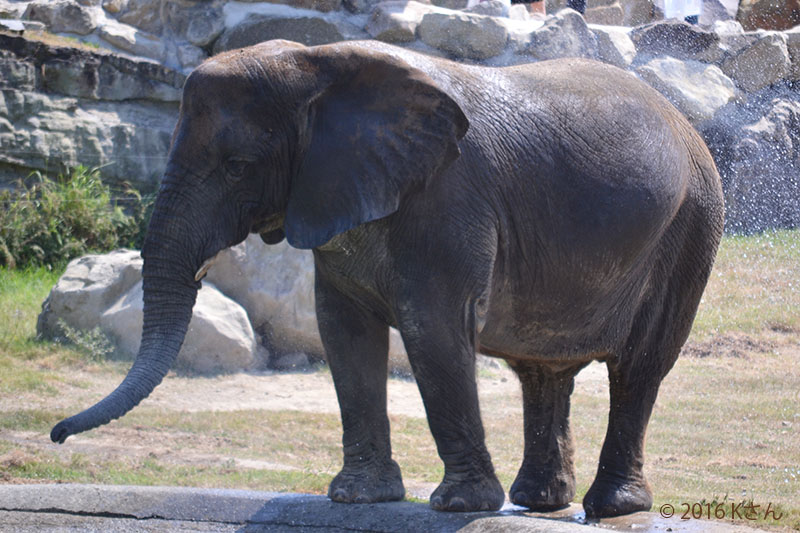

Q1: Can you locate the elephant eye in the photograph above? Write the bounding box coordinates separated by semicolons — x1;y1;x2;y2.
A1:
225;158;249;181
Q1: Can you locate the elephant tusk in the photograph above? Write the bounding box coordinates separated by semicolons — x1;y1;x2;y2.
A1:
194;253;219;281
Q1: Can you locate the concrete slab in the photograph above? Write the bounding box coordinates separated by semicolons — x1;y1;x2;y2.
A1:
0;484;766;532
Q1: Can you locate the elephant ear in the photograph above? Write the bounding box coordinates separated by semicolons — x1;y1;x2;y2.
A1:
284;46;469;249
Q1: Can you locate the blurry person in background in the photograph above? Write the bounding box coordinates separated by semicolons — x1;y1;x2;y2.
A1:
656;0;703;24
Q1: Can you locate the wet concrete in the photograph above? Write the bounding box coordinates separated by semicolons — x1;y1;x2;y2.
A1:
0;484;766;532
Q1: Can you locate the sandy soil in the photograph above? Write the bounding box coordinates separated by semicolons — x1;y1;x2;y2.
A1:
0;333;786;493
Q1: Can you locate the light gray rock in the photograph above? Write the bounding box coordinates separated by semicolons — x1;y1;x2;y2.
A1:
97;19;165;62
101;279;261;373
584;3;624;25
699;88;800;233
617;0;655;26
185;6;226;48
464;0;508;18
418;11;508;60
630;20;721;63
37;248;262;373
118;0;162;35
787;27;800;80
507;4;529;20
698;0;734;27
204;235;412;373
712;19;745;34
0;51;36;91
37;250;143;338
24;0;97;35
430;0;469;9
0;0;27;19
205;237;317;358
175;41;207;71
636;56;736;123
521;9;597;60
344;0;389;14
366;0;437;43
214;13;344;53
102;0;127;14
722;31;790;92
590;24;635;67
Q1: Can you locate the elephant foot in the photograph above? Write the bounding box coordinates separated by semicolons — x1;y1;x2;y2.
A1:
328;460;405;504
583;473;652;518
509;469;574;511
430;473;505;512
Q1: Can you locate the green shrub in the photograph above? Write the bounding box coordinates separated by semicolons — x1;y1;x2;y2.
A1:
0;166;154;270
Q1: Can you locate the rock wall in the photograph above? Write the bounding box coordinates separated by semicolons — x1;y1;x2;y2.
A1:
0;32;181;189
2;0;799;231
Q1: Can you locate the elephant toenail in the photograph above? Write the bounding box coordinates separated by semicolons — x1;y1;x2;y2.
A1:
448;497;467;511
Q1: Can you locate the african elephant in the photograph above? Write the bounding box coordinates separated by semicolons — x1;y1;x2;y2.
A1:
50;39;724;517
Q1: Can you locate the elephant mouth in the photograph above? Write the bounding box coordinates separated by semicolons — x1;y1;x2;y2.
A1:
252;213;286;245
252;212;285;235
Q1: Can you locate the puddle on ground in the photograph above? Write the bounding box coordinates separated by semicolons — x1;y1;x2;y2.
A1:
499;503;758;532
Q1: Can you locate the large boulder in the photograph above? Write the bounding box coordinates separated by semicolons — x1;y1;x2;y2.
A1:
366;0;438;43
590;24;636;67
24;0;97;36
184;6;227;48
204;237;318;358
37;249;143;336
721;31;791;92
584;2;625;25
737;0;800;31
117;0;163;35
519;9;598;60
548;0;656;25
635;56;736;123
699;88;800;233
698;0;736;27
418;11;509;60
630;20;721;62
101;280;262;373
97;19;165;63
214;13;344;53
204;235;412;374
37;249;263;373
0;0;27;19
787;26;800;80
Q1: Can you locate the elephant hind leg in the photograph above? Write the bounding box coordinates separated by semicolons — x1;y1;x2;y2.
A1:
508;360;587;511
584;199;722;518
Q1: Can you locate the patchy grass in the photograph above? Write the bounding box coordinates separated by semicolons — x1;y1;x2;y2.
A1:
15;29;107;54
0;230;798;530
692;229;800;340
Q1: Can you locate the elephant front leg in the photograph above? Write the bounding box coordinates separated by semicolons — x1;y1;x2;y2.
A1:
508;361;585;511
315;273;404;504
399;306;504;512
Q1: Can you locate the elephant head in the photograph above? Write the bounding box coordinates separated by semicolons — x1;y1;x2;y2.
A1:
50;40;468;443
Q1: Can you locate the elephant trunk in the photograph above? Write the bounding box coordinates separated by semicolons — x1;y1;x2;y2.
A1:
51;187;201;444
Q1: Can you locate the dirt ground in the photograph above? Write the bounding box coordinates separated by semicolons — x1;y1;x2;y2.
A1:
0;355;608;496
0;332;788;500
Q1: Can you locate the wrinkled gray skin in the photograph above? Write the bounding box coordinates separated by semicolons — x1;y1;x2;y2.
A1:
51;40;724;517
